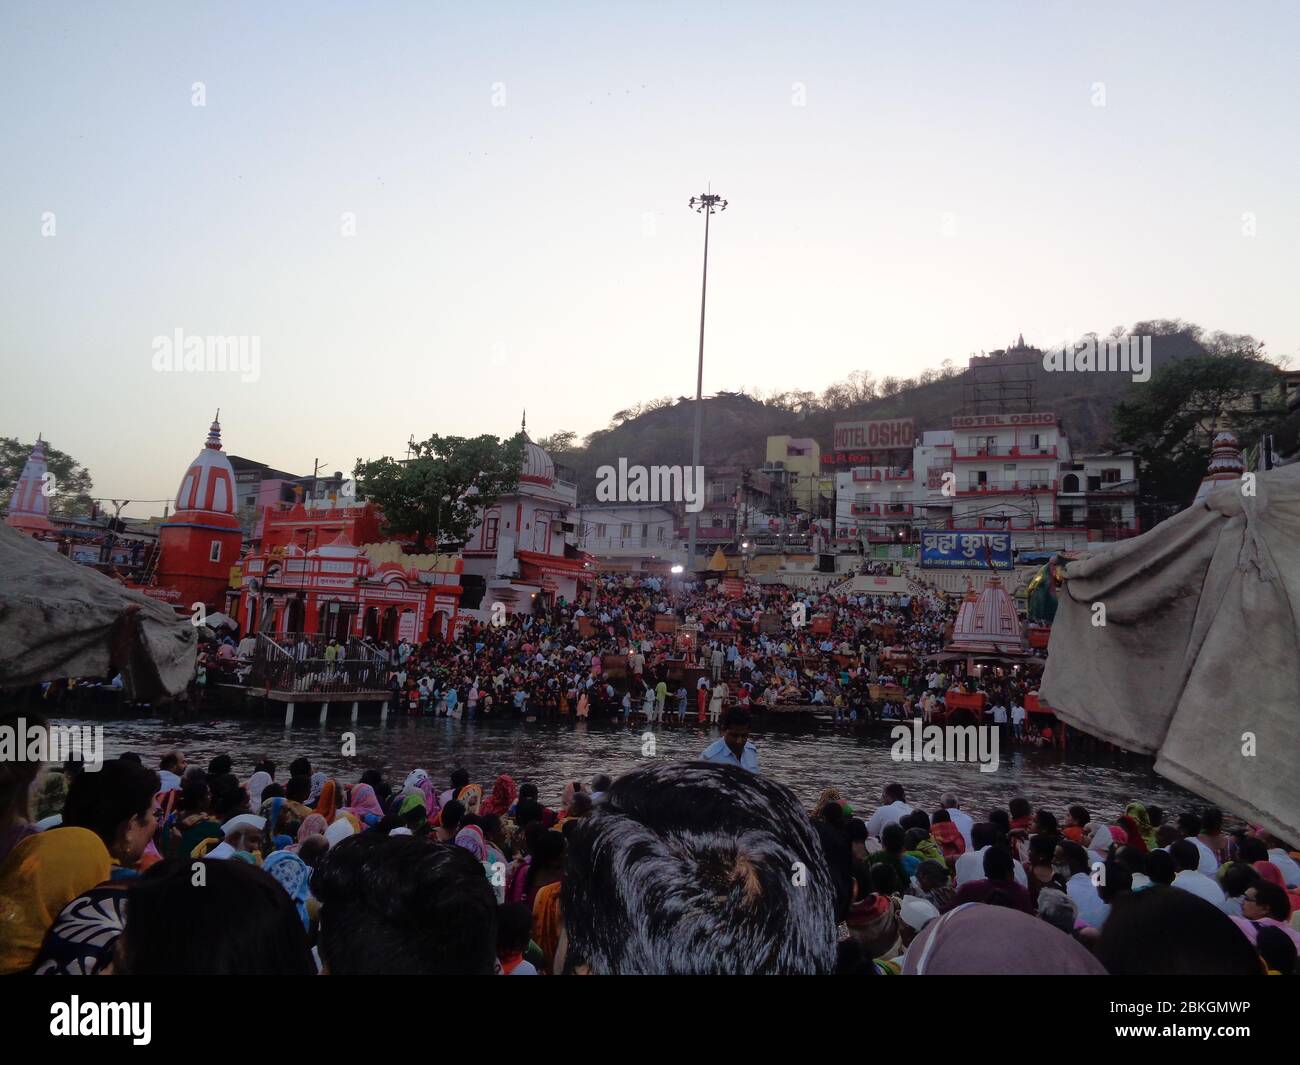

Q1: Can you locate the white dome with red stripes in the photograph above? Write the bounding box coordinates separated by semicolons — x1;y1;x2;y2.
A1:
174;412;237;517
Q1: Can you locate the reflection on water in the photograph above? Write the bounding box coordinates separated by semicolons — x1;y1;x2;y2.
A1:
40;713;1205;819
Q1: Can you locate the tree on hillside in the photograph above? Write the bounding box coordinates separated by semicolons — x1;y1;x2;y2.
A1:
1112;342;1285;521
0;437;94;517
354;433;522;551
537;430;578;454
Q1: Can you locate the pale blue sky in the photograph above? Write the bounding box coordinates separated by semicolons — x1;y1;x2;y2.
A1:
2;1;1296;516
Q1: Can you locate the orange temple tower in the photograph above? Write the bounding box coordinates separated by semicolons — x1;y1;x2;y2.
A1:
151;413;244;612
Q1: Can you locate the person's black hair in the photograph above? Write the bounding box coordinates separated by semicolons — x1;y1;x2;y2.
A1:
459;812;482;829
1199;806;1223;834
514;798;543;828
591;774;612;793
1221;862;1259;900
1067;804;1090;827
561;761;838;974
1169;839;1200;872
1177;811;1202;837
835;937;877;975
988;809;1011;834
119;858;313;975
982;845;1015;882
285;776;310;802
720;705;750;729
1027;834;1056;864
1256;925;1297;975
1113;846;1147;876
844;817;868;844
360;768;384;790
903;827;928;852
569;792;593;817
440;799;465;834
118;752;143;765
254;758;276;778
311;834;497;975
289;757;312;779
1251;880;1291;921
931;808;951;825
880;822;905;854
262;783;284;801
1145;849;1176;886
1059;840;1090;876
62;760;159;848
901;809;930;832
1008;796;1031;820
450;767;470;791
971;822;998;851
915;859;947;886
209;773;248;820
1098;860;1132;903
1146;805;1165;827
298;836;329;868
1237;836;1269;864
869;861;898;896
1034;809;1059;835
207;754;233;777
518;782;539;801
1094;888;1262;975
480;812;502;839
497;902;533;955
882;782;905;803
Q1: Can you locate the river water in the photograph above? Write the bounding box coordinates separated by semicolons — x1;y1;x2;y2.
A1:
40;713;1204;820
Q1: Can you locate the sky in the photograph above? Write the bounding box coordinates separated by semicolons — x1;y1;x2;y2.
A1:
2;1;1297;517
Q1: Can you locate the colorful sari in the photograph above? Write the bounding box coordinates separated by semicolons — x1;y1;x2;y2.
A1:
457;784;483;817
0;828;112;975
315;780;339;822
1125;802;1158;850
263;851;312;930
482;775;518;816
531;880;564;973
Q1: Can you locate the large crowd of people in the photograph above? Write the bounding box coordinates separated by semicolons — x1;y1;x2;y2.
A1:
1;708;1297;976
176;574;1057;742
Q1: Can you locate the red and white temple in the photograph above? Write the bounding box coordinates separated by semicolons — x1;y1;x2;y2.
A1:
460;423;596;616
141;414;244;612
232;500;464;643
4;435;56;534
945;575;1029;656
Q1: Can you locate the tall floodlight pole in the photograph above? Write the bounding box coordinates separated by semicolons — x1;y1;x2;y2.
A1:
687;191;727;572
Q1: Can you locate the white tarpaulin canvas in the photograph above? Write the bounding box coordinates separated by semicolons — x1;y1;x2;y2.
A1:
1041;462;1300;844
0;524;197;699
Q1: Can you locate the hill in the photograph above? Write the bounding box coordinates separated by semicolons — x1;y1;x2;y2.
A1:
550;321;1243;501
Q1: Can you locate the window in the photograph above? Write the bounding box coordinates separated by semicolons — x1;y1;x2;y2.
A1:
209;540;221;563
621;524;632;538
1027;468;1048;485
641;523;648;537
1029;433;1041;450
1102;468;1121;484
595;523;606;538
484;517;499;550
657;526;664;541
711;482;730;503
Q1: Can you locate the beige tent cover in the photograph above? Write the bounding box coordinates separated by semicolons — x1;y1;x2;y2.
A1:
1041;463;1300;844
0;524;197;699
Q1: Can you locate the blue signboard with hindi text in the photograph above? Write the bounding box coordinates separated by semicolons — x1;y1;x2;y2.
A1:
920;531;1013;570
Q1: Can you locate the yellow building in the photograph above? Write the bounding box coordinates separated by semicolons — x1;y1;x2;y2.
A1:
764;435;833;516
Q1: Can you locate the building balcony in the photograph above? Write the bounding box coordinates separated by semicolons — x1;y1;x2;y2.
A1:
582;536;674;553
955;480;1058;496
953;445;1059;460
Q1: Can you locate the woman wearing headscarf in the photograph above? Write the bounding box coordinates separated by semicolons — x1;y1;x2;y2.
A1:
0;828;112;975
482;774;518;817
245;771;272;810
1125;802;1158;851
457;783;483;818
306;772;326;807
1117;814;1149;853
259;797;296;852
262;850;313;931
288;814;328;853
340;783;384;825
315;779;340;823
902;902;1107;974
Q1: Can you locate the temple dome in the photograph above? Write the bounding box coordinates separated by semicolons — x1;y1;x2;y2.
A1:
521;435;555;486
173;412;239;522
946;576;1028;655
5;435;55;533
1192;430;1246;505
